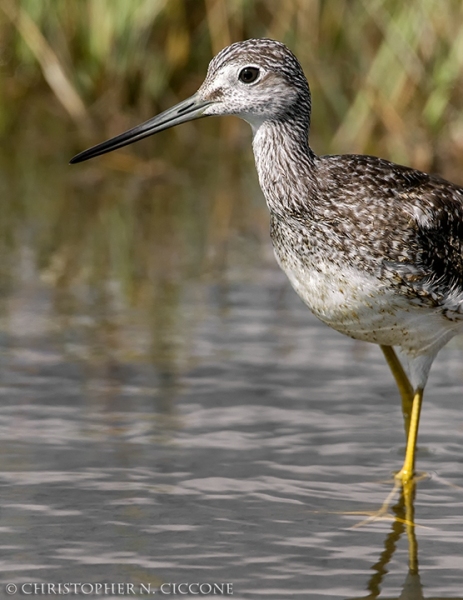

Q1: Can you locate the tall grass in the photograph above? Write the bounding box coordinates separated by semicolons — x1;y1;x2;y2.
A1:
2;0;463;174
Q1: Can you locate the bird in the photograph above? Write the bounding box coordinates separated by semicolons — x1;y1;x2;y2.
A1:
71;38;463;484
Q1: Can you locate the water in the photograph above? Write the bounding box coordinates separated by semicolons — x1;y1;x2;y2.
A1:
0;129;462;598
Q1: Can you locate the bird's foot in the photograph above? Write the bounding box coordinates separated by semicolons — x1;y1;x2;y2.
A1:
349;480;402;528
394;468;428;485
395;467;414;484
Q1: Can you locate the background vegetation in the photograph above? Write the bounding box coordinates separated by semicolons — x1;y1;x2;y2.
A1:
1;0;463;383
3;0;463;173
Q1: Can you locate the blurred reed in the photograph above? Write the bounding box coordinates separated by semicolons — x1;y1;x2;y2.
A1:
2;0;463;174
1;0;463;391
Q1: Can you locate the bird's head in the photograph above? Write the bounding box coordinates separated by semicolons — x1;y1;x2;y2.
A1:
70;39;311;164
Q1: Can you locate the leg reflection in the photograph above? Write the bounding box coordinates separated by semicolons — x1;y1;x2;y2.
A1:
353;482;423;600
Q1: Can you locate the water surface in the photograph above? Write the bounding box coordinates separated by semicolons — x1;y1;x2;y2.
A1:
0;130;462;599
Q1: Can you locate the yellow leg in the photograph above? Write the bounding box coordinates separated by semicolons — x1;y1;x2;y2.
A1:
395;388;424;483
381;345;414;438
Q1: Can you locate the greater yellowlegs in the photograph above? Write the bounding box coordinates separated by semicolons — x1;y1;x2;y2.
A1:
71;39;463;484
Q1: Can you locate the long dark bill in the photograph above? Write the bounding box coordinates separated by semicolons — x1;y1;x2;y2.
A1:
70;94;211;164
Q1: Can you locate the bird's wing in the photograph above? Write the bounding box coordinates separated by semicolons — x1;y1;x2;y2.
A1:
313;154;463;313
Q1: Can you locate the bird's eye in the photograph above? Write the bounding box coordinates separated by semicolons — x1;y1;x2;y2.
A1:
239;67;260;84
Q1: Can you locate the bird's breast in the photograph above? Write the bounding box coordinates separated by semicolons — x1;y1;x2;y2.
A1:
269;215;459;355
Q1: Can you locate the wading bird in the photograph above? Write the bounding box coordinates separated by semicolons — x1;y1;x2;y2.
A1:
71;39;463;484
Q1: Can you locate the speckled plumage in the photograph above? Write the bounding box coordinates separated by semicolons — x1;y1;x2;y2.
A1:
200;39;463;389
71;37;463;439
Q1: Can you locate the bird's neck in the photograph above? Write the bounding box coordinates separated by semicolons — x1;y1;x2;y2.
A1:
251;117;317;217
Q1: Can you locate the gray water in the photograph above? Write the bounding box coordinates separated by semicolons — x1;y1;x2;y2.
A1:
0;130;462;598
0;263;462;598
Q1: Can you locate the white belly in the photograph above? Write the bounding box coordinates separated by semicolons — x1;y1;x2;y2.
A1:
279;257;459;358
